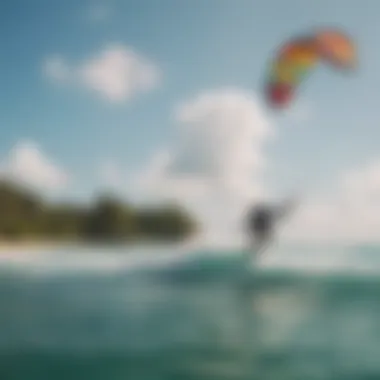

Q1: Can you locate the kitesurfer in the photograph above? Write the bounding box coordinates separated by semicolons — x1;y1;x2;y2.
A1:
246;198;296;255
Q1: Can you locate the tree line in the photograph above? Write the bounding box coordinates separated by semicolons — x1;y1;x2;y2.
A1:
0;181;198;242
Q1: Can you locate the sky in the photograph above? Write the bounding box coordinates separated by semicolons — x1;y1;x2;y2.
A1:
2;0;380;244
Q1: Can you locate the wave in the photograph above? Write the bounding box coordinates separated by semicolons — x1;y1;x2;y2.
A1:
1;246;380;378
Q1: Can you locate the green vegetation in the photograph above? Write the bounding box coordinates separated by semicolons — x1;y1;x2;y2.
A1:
0;181;197;243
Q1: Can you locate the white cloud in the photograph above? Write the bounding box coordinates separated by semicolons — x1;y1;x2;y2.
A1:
135;89;274;244
0;141;68;191
283;159;380;243
131;88;380;245
44;44;161;103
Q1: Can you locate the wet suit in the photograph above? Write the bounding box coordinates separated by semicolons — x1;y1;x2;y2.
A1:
250;206;273;239
247;205;275;253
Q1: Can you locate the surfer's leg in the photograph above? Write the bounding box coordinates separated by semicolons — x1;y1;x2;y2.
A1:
255;232;273;257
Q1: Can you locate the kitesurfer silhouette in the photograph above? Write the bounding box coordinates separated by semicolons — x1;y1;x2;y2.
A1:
246;197;296;256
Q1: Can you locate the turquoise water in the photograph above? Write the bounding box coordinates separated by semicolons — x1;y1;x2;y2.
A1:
1;245;380;379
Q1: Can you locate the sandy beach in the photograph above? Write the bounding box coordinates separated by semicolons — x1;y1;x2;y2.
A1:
0;241;61;257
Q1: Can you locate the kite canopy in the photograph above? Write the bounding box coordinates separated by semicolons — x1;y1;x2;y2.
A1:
265;27;356;109
314;29;356;69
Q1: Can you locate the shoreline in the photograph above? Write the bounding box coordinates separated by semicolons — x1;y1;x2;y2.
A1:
0;239;197;255
0;241;60;248
0;241;61;256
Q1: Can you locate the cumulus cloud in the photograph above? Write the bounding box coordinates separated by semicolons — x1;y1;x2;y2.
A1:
132;88;380;245
0;141;68;191
283;159;380;243
44;44;161;103
135;89;274;244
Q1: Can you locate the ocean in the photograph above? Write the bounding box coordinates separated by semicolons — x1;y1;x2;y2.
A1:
0;243;380;380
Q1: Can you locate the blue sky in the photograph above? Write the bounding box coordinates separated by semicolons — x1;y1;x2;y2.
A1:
1;0;380;241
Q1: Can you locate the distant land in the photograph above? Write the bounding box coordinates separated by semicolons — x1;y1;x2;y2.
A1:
0;180;198;246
